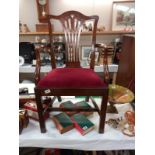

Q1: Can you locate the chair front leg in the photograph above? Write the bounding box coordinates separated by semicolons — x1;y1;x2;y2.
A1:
35;88;46;133
99;90;108;133
57;96;62;102
85;96;90;102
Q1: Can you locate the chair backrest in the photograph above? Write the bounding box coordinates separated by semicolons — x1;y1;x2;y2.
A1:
47;10;99;68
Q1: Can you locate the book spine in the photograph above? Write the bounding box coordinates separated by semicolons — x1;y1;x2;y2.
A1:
71;118;84;135
51;117;64;134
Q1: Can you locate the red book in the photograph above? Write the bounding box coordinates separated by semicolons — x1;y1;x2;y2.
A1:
71;114;95;136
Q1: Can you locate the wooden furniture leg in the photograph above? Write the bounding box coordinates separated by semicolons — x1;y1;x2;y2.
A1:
35;89;46;133
99;90;108;133
85;96;90;102
112;72;117;84
57;96;62;102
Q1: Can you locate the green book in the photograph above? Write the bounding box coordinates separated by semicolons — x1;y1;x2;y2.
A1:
60;101;75;108
60;101;77;116
52;112;74;134
71;113;95;135
75;101;93;116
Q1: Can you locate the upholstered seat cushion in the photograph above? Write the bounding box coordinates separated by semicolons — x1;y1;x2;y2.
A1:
37;68;106;88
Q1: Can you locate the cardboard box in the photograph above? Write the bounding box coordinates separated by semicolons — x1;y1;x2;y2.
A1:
19;109;29;134
24;101;49;121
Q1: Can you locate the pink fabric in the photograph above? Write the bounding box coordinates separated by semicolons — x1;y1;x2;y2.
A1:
37;68;106;88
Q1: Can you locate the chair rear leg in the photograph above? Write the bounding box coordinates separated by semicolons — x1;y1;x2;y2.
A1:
57;96;62;102
35;88;46;133
85;96;90;102
99;90;108;133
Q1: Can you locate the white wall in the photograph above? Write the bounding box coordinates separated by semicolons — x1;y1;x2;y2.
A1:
19;0;132;44
19;0;125;32
19;0;38;31
50;0;114;31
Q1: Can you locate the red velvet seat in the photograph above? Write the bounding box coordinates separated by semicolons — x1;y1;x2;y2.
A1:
38;68;106;89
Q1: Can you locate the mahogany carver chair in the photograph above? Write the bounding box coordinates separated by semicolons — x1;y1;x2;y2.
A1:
34;11;110;133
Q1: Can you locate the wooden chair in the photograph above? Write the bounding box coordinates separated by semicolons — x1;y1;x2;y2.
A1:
34;11;109;133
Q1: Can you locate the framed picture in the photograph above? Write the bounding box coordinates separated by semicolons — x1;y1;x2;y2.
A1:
111;1;135;31
82;20;94;32
81;46;92;60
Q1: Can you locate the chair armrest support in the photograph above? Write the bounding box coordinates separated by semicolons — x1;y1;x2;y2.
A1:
90;52;95;70
103;47;110;84
34;47;41;85
89;44;96;70
34;45;56;85
95;43;111;84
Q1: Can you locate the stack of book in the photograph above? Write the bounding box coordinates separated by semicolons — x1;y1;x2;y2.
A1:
75;101;93;116
59;101;77;116
52;100;95;135
52;112;95;135
60;100;93;116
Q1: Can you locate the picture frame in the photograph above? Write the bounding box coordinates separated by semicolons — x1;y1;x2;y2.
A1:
82;20;94;32
111;1;135;31
81;46;92;60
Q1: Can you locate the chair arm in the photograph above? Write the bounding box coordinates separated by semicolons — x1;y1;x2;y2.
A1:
89;44;97;70
89;52;95;70
34;47;42;85
34;45;56;85
95;43;113;83
103;47;110;84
